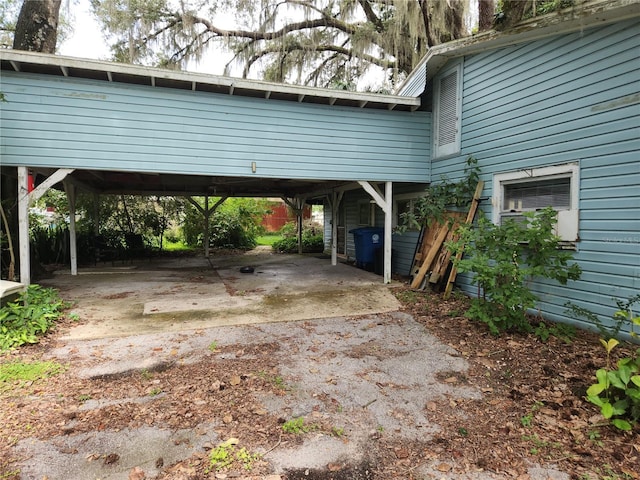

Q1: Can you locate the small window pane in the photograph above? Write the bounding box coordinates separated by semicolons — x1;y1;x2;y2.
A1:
503;177;570;212
358;203;371;225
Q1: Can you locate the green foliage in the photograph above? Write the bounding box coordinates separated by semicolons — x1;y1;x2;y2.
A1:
566;295;640;340
448;207;581;335
586;339;640;431
281;416;317;434
206;438;260;473
0;360;65;389
534;321;576;344
182;197;270;250
0;285;68;351
272;221;324;253
398;156;480;232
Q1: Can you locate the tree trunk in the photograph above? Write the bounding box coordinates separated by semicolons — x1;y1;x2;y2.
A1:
496;0;532;31
478;0;495;32
12;0;62;53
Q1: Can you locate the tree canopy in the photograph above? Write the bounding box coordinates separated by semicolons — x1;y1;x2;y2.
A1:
4;1;579;90
91;0;486;90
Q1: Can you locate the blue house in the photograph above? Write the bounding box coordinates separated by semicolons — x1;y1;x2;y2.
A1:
326;0;639;337
1;0;638;337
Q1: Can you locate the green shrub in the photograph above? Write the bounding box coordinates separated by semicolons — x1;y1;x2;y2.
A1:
272;220;324;253
0;285;68;351
182;198;270;249
448;207;581;334
587;339;640;431
272;234;324;253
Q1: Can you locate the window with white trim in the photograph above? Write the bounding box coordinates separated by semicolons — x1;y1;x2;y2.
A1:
393;193;423;230
492;164;580;243
433;63;462;158
358;201;374;226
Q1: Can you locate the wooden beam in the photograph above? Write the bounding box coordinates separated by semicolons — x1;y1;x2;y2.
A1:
443;181;484;299
29;168;75;205
410;225;450;289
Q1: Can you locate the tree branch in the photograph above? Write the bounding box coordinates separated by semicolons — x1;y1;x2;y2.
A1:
357;0;384;32
185;13;358;41
242;41;394;78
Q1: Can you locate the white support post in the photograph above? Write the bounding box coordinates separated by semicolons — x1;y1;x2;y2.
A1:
64;181;78;276
204;195;210;258
17;167;30;285
16;168;76;283
384;181;392;284
329;191;343;266
358;181;393;284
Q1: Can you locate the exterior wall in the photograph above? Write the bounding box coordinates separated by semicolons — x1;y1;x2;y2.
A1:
433;19;639;336
324;183;429;276
0;73;430;183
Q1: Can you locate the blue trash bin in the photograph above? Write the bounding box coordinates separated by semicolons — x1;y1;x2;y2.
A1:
350;227;384;271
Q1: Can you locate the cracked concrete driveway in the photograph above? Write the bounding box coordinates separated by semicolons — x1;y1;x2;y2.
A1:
12;251;569;480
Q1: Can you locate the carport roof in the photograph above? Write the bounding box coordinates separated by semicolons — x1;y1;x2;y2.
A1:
1;50;423;199
0;50;420;112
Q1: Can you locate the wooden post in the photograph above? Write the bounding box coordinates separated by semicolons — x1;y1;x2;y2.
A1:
204;195;210;258
357;181;393;284
187;195;227;258
443;181;484;299
329;191;344;266
64;180;78;276
383;181;392;284
17;167;30;285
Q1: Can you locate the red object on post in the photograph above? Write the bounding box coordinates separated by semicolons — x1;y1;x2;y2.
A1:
27;172;35;193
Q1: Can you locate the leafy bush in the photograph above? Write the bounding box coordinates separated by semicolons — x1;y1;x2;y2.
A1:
0;285;68;351
587;339;640;431
448;207;581;334
182;198;270;250
398;156;480;231
566;295;640;340
272;221;324;253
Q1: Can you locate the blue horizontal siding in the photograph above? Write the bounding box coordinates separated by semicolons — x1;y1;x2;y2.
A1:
434;18;640;339
0;73;431;183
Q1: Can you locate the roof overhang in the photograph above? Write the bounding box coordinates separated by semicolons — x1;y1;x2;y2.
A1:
0;50;420;112
397;0;640;94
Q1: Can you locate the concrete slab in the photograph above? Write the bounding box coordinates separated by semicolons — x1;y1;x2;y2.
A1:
40;251;401;341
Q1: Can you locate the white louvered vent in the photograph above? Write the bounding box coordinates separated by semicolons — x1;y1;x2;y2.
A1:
438;71;458;147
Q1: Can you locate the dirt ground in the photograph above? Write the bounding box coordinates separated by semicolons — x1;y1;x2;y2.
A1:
0;254;638;480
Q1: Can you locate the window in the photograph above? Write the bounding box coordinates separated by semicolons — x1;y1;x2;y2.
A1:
433;63;462;158
358;201;373;226
393;193;423;230
492;164;580;243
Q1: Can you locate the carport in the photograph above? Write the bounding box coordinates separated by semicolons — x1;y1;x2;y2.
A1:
0;50;431;286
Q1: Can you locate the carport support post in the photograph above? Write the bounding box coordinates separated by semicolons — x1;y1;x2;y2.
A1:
328;191;343;266
16;167;75;284
17;167;30;285
357;181;393;284
64;180;78;276
204;196;210;258
283;197;306;255
187;195;227;258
